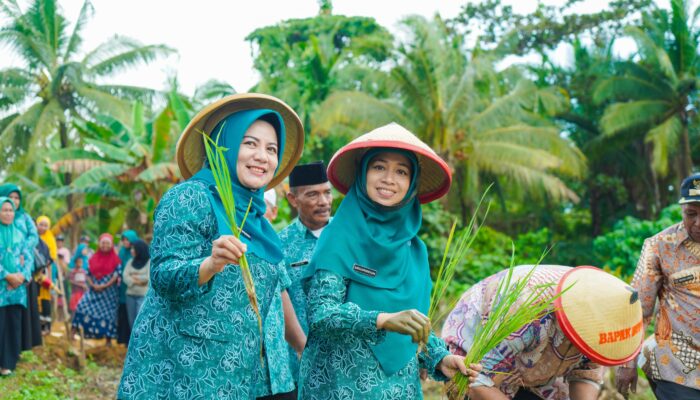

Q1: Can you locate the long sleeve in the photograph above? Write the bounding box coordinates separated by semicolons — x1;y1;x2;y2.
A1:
20;239;33;281
306;270;385;344
631;237;663;325
122;261;134;288
419;332;451;381
22;213;39;249
149;182;217;302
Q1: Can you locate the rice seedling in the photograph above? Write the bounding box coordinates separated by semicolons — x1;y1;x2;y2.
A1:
201;127;263;343
452;247;571;399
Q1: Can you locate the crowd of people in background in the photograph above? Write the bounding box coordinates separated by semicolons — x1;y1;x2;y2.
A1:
0;181;151;376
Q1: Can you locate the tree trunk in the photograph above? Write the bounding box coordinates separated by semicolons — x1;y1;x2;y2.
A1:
59;122;79;246
679;116;693;178
645;142;661;218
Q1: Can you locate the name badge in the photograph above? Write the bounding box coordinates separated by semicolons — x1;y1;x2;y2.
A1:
674;275;694;285
290;260;309;268
353;264;377;277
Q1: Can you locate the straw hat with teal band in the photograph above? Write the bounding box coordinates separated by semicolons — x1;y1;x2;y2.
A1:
554;266;644;366
176;93;304;188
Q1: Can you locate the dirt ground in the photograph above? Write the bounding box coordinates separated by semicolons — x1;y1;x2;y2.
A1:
1;323;655;400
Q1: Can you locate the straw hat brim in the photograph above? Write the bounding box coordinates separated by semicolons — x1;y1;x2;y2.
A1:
327;126;451;204
176;93;304;189
554;266;643;366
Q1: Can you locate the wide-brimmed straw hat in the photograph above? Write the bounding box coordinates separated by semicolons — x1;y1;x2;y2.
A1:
554;266;643;366
176;93;304;188
327;123;451;203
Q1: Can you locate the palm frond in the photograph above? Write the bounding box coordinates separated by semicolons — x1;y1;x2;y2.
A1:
83;137;135;163
646;115;682;177
137;162;179;183
62;0;93;61
599;99;674;136
311;91;406;137
86;37;174;77
71;162;131;188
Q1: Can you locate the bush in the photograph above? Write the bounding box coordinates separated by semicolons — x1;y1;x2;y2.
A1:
593;204;681;280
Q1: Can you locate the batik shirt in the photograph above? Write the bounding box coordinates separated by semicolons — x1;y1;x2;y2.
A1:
117;180;291;400
0;226;33;307
298;271;451;400
630;223;700;390
15;212;37;267
278;217;322;380
442;265;604;400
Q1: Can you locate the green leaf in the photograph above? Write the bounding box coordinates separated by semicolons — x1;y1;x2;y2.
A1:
71;162;131;188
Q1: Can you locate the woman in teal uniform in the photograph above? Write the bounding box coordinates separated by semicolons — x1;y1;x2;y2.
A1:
0;197;33;376
117;94;304;399
299;123;475;399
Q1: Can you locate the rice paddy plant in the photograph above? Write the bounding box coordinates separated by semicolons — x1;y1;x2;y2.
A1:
452;247;571;398
201;127;263;342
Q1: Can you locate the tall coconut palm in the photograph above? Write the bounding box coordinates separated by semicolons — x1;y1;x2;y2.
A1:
594;0;700;179
0;0;174;178
312;15;585;220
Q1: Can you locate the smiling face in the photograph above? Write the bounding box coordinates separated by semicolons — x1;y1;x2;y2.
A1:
235;120;279;190
99;236;113;252
0;202;15;225
365;152;413;207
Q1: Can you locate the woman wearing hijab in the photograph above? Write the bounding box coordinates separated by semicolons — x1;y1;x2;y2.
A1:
118;94;305;399
117;229;139;346
0;184;41;351
299;123;475;398
121;239;150;328
0;197;33;376
36;216;58;334
72;233;120;345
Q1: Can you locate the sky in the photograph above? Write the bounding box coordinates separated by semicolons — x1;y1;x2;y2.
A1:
0;0;623;96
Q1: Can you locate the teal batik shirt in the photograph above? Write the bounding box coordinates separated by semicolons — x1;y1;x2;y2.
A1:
0;226;33;308
278;217;324;381
117;180;291;400
15;212;37;268
298;270;451;400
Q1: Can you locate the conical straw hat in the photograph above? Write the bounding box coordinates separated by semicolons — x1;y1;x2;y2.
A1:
554;266;644;366
327;123;451;203
175;93;304;188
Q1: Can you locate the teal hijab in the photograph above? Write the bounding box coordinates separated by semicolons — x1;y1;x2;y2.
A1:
303;148;432;375
70;243;90;271
191;109;285;264
0;184;24;217
0;197;18;274
118;230;139;266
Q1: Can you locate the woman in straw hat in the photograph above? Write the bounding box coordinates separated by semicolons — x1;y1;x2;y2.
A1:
299;123;477;399
441;265;644;400
118;94;305;399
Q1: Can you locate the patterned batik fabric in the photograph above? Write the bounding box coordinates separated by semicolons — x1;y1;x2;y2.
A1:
298;270;450;400
278;217;319;380
117;180;292;400
442;265;604;400
632;222;700;390
0;229;32;308
71;271;118;339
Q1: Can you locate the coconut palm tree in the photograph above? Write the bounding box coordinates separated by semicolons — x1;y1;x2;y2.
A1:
594;0;700;179
0;0;174;177
312;15;585;220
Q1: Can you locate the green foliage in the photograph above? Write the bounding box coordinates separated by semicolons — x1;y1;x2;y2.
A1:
593;204;682;279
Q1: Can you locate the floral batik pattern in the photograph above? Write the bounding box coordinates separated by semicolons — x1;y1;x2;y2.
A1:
117;180;291;399
298;270;450;400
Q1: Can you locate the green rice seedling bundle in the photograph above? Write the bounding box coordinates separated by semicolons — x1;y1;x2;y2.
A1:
420;188;491;354
453;251;570;398
201;129;262;341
